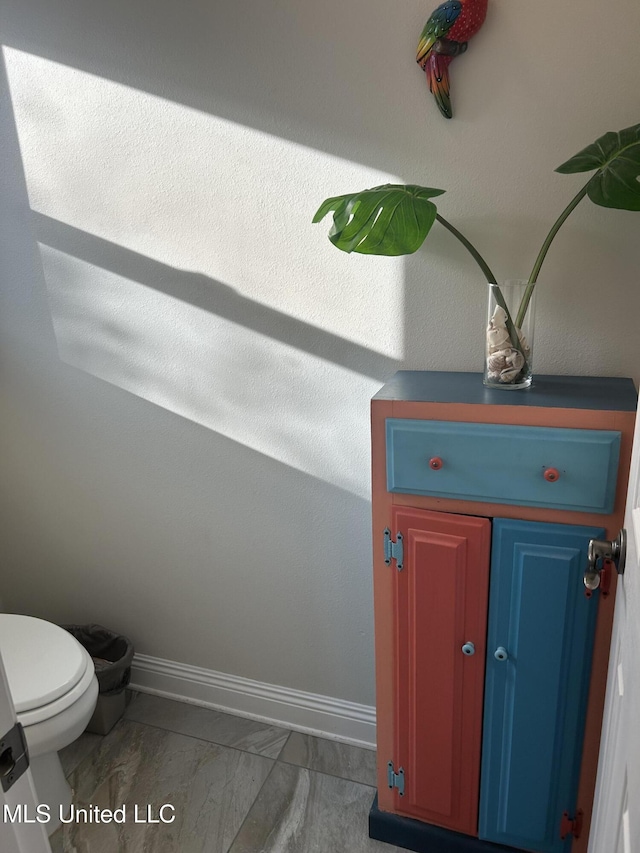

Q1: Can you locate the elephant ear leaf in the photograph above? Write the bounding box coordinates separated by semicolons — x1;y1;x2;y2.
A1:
556;122;640;211
312;184;445;255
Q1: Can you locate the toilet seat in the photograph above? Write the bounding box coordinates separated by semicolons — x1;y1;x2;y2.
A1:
0;613;100;834
0;614;93;725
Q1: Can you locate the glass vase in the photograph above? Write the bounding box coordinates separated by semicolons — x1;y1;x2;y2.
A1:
483;280;536;390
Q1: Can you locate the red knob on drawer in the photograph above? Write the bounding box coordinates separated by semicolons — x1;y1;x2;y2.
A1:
429;457;443;470
544;467;560;482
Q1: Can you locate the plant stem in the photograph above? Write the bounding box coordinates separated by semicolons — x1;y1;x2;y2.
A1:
435;214;524;358
436;214;497;283
515;184;589;327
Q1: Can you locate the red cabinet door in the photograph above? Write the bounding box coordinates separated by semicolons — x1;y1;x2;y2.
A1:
391;507;490;836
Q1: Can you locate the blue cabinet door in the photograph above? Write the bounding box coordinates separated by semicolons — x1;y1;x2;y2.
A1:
479;519;604;853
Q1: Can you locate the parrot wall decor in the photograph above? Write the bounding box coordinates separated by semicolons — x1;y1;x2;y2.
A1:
417;0;488;119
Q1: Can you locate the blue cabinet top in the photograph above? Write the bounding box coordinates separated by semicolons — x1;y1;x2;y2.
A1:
373;371;637;411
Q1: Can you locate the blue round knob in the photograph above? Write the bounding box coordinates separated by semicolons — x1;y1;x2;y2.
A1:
494;646;508;662
461;642;475;656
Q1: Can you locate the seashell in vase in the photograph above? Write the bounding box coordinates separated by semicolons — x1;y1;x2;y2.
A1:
486;348;511;372
499;366;524;383
483;282;536;390
487;326;511;350
505;349;525;372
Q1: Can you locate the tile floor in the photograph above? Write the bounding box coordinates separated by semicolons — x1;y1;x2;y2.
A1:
50;692;403;852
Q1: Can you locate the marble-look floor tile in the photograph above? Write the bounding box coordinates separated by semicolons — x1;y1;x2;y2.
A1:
125;693;289;759
56;719;273;852
279;731;377;786
58;691;136;779
59;731;104;777
228;762;405;853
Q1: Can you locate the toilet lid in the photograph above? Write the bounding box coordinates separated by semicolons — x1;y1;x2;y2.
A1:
0;614;89;712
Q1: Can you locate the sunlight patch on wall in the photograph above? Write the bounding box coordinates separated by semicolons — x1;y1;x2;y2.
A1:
4;45;404;360
40;244;380;497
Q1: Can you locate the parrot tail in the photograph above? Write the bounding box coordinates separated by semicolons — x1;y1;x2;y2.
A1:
426;53;453;119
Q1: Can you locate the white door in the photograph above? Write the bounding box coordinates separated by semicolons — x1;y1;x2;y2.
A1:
589;401;640;853
0;649;51;853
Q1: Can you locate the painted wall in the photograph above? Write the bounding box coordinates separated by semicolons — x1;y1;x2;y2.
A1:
1;0;639;708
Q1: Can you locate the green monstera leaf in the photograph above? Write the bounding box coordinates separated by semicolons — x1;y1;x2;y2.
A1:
556;122;640;211
312;184;445;255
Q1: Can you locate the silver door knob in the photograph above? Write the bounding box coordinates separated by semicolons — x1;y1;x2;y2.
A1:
461;642;475;656
584;529;626;591
494;647;508;662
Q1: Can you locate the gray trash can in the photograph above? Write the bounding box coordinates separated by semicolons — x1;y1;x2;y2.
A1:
62;624;134;735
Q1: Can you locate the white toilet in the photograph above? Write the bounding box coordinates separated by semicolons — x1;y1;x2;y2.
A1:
0;614;99;835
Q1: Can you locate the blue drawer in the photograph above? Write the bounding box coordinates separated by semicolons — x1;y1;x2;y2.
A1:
386;419;620;513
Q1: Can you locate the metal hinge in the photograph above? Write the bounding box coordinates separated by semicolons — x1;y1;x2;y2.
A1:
0;722;29;792
387;761;405;796
384;529;403;570
560;809;583;840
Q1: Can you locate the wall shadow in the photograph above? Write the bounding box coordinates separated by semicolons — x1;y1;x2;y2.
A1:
33;212;398;382
0;48;380;702
1;0;431;176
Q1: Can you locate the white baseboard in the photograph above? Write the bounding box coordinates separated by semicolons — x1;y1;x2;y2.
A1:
130;654;376;750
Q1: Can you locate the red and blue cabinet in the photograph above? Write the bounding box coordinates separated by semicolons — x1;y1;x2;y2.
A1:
369;373;637;853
